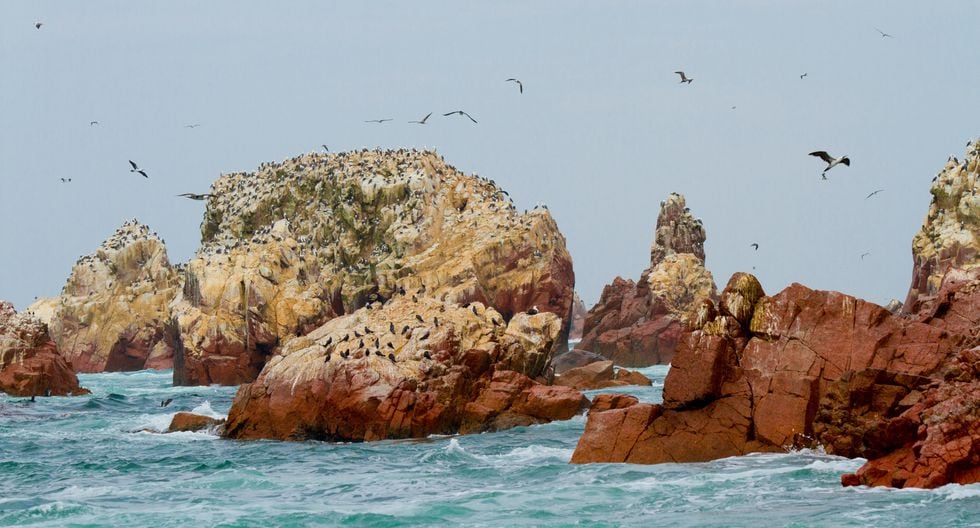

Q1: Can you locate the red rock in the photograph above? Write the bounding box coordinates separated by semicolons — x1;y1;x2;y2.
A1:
555;361;617;390
167;412;226;432
588;393;639;414
552;348;607;374
615;368;652;387
569;292;588;340
0;301;89;397
222;297;588;442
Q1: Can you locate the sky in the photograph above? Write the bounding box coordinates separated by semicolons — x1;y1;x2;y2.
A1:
1;1;978;310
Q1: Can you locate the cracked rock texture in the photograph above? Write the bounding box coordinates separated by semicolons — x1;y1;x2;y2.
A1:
577;193;716;366
0;301;89;397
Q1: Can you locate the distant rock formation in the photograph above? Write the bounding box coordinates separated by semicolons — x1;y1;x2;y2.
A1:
0;301;88;397
571;140;980;490
568;292;587;340
170;149;574;385
578;193;717;366
223;296;587;441
554;360;652;390
30;220;179;372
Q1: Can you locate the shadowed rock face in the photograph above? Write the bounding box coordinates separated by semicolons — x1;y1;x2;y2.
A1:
578;193;716;366
29;221;179;373
568;293;587;340
0;301;89;397
571;140;980;490
170;149;574;386
222;296;587;441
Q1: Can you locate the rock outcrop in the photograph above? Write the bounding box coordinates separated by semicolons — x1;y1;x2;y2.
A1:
0;301;89;397
569;293;587;340
171;149;574;385
167;412;226;433
572;141;980;490
554;360;652;390
222;296;587;441
578;193;716;366
29;221;179;372
904;145;979;313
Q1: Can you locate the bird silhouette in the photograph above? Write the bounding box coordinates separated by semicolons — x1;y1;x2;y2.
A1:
865;189;885;200
184;124;201;128
177;193;211;200
505;78;523;93
409;112;432;125
800;73;808;79
808;151;850;179
874;27;894;38
675;71;693;84
443;110;477;123
89;121;99;126
364;118;393;124
34;22;42;29
129;160;149;178
861;252;871;260
750;243;759;250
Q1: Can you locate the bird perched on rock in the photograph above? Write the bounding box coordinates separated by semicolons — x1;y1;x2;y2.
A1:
675;71;693;84
415;314;424;323
808;151;850;179
527;305;539;315
443;110;478;123
389;322;395;334
423;350;432;360
388;353;397;363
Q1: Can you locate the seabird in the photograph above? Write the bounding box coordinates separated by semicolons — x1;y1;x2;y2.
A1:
364;118;393;124
674;71;693;84
409;112;432;125
527;305;539;315
800;73;807;79
89;121;99;126
184;124;201;128
874;27;894;38
865;189;885;200
322;144;329;152
177;193;211;200
324;352;331;362
388;353;396;363
750;243;759;251
389;322;395;333
505;78;523;93
35;22;42;29
808;151;850;179
128;160;149;178
861;252;871;260
423;350;432;360
419;329;430;341
415;314;424;323
161;398;173;407
443;110;477;123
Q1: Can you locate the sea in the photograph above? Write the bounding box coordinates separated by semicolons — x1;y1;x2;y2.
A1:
1;362;978;527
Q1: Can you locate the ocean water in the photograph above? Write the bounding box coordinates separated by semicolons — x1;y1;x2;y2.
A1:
1;366;978;527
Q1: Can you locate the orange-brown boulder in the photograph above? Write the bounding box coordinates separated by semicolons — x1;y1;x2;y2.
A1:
0;301;89;397
223;296;587;441
167;412;226;433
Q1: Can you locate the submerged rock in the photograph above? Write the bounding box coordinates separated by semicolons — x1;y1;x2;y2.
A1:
0;301;89;397
223;296;587;441
572;141;980;490
30;220;179;372
578;193;717;366
171;149;574;385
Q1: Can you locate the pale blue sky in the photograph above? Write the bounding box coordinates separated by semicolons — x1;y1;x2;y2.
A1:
2;1;978;309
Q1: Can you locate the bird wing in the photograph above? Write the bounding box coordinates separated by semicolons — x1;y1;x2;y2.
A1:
462;112;477;123
421;112;432;123
808;151;833;163
442;111;456;116
138;170;148;178
518;80;523;93
177;193;191;197
865;189;884;199
129;160;138;170
674;71;686;80
840;157;851;166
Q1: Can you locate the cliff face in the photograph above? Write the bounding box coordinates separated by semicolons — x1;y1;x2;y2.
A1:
905;143;980;312
30;221;179;372
171;149;574;385
568;292;587;340
223;296;587;441
572;140;980;490
578;193;716;366
0;301;89;396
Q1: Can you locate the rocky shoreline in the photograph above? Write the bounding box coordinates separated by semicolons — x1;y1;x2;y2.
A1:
3;141;978;489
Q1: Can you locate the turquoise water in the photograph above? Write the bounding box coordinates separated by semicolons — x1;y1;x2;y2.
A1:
1;366;978;527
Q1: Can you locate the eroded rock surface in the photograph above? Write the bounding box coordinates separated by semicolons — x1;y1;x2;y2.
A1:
579;193;716;366
0;301;88;397
223;296;587;441
30;220;179;372
171;149;574;385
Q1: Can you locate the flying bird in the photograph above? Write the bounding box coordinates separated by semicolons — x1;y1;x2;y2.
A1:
89;121;99;126
35;22;42;29
161;398;173;407
321;145;329;152
443;110;477;123
129;160;149;178
59;178;72;183
750;243;759;250
184;124;201;129
861;252;871;260
505;78;523;93
674;71;693;84
874;27;894;38
364;118;393;124
808;151;850;179
177;193;211;200
800;73;808;79
409;112;432;125
865;189;885;200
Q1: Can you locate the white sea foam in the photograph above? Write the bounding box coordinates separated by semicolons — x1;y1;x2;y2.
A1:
938;484;980;501
190;400;228;420
803;458;863;473
475;445;574;466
